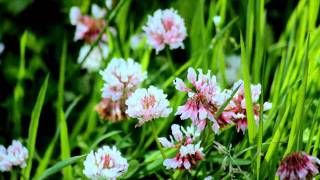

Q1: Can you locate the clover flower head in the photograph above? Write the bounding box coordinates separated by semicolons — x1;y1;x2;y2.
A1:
174;67;229;132
0;145;11;172
77;43;109;72
100;58;147;101
83;146;128;180
143;8;187;53
159;124;204;170
276;152;320;180
126;86;172;127
218;80;272;133
7;140;28;168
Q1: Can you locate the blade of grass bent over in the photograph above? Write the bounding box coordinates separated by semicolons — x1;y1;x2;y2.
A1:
38;155;86;180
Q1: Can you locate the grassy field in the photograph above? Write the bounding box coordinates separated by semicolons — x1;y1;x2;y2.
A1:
0;0;320;179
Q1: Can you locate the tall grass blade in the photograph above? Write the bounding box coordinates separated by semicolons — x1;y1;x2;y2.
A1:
240;33;256;146
60;110;72;179
22;75;49;179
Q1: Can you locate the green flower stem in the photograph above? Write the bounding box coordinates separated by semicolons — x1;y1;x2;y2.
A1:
132;125;146;157
151;121;167;159
166;47;176;73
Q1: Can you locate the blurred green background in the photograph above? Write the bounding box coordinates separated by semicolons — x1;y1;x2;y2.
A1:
0;0;300;157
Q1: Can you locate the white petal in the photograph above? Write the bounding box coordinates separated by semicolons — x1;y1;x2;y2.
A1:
187;67;197;84
171;124;183;142
91;4;106;19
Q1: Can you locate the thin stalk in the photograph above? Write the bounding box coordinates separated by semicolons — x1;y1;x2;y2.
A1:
132;125;146;157
151;121;166;159
166;47;176;73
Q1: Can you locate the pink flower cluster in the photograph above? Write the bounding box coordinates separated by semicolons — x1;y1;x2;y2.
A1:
174;68;272;134
97;58;173;126
158;124;204;170
276;152;320;180
143;8;187;53
97;58;147;122
0;140;28;172
174;67;230;133
217;80;272;133
70;5;107;43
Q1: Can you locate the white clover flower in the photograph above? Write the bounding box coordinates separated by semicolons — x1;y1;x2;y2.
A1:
7;140;28;168
70;6;82;25
100;58;147;101
77;43;109;72
83;146;128;180
143;8;187;53
126;86;172;127
0;145;11;172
